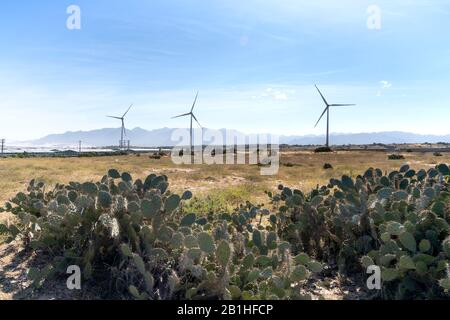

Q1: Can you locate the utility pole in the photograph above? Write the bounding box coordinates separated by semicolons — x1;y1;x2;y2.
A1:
78;140;82;153
1;139;4;155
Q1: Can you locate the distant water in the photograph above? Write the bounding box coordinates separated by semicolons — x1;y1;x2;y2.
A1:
1;145;165;154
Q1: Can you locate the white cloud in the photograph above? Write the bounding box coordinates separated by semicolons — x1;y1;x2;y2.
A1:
377;80;392;96
274;93;288;100
255;87;289;100
380;80;392;89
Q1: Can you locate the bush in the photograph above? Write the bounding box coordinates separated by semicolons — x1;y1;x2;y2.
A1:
434;152;443;157
283;162;295;167
266;163;450;299
323;163;333;170
0;171;322;300
314;147;332;153
388;154;405;160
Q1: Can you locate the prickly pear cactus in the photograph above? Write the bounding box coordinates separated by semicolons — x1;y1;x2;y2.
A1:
1;163;448;300
268;163;450;299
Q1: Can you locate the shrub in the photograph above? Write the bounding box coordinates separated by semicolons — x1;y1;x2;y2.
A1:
0;171;322;300
388;154;405;160
314;147;332;153
266;163;450;299
323;163;333;170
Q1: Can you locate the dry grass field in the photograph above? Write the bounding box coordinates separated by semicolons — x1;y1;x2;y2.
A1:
1;150;448;208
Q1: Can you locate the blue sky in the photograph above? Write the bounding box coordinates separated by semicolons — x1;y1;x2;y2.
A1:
0;0;449;140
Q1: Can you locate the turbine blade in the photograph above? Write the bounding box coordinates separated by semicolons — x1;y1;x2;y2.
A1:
330;104;356;107
314;106;329;128
107;116;122;120
171;112;191;119
190;91;199;112
123;104;133;118
315;85;329;106
192;113;202;128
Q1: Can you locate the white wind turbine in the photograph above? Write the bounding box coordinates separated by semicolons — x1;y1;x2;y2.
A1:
172;92;202;152
314;85;355;147
107;104;133;149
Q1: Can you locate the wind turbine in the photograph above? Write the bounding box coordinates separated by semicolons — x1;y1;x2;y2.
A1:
107;104;133;149
314;85;355;147
172;92;202;152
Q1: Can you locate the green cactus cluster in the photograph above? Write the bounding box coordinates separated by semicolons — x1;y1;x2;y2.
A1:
267;163;450;299
0;163;448;300
0;169;322;300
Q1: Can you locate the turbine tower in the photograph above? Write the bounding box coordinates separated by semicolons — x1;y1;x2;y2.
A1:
172;92;202;152
107;104;133;149
314;85;355;147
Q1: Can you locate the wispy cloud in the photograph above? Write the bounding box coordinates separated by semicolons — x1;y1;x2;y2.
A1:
380;81;392;89
377;80;392;96
252;87;290;101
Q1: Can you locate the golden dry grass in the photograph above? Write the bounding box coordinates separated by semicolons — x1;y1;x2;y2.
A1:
0;150;448;207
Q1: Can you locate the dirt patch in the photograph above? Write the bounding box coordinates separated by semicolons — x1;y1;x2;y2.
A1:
0;241;33;300
0;241;115;300
301;276;369;300
169;175;250;194
152;168;198;174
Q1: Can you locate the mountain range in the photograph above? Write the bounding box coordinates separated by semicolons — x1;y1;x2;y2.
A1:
25;127;450;147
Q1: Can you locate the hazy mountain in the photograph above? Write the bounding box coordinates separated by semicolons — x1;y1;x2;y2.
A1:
28;128;450;147
31;128;176;147
281;132;450;145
